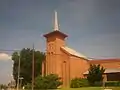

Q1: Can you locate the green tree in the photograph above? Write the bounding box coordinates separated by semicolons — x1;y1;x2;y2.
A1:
12;48;45;86
34;74;62;89
87;64;105;86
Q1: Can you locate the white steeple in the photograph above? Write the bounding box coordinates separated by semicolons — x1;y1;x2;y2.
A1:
54;10;59;31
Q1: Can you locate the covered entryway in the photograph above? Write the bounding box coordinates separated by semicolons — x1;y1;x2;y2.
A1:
83;68;120;81
104;69;120;81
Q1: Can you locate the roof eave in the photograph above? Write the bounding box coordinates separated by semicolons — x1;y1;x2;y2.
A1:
61;47;88;60
43;31;68;38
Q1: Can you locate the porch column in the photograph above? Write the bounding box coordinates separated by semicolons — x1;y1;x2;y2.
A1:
103;74;107;82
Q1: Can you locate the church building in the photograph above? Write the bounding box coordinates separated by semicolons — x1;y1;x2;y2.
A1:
42;11;120;87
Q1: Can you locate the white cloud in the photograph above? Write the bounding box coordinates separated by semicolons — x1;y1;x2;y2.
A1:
0;53;11;61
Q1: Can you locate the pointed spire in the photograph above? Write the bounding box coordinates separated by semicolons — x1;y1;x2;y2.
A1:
54;10;59;31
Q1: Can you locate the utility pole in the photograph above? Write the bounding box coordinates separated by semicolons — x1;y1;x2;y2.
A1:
19;77;23;89
32;44;35;90
17;52;21;90
0;49;21;90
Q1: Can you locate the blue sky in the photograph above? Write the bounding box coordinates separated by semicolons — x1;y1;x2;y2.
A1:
0;0;120;84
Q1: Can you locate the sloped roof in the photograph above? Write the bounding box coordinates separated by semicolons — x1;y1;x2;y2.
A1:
104;68;120;73
61;46;88;60
83;68;120;75
43;30;68;38
89;59;120;64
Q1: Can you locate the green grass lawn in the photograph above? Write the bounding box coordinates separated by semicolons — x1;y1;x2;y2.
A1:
14;87;120;90
23;87;120;90
104;87;120;90
60;87;102;90
60;87;120;90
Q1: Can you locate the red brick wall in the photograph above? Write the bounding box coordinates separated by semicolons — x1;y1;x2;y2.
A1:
70;56;89;79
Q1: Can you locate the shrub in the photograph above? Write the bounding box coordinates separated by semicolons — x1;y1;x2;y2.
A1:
94;81;103;86
105;81;120;87
34;74;62;89
24;83;31;89
70;78;89;88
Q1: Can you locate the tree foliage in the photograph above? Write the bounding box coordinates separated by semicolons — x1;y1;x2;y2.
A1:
12;48;45;86
34;74;62;89
0;84;7;89
87;64;105;86
70;78;89;88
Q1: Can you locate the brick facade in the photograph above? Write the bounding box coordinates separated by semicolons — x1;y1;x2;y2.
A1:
42;11;120;87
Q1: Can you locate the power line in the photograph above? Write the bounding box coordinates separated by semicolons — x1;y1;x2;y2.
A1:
0;49;21;90
0;49;114;60
0;49;20;52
